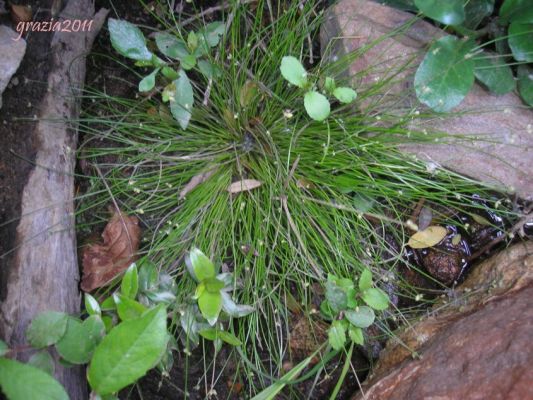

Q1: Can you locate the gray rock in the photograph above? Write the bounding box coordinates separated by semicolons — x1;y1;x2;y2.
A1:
0;25;27;109
321;0;533;200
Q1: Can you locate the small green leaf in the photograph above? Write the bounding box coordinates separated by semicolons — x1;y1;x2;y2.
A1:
332;87;357;103
500;0;533;24
138;68;160;92
517;65;533;106
414;36;475;112
0;358;69;400
161;66;179;81
280;56;308;88
144;291;176;304
324;76;336;93
28;350;55;376
138;260;159;292
199;329;241;346
186;247;216;282
414;0;465;25
181;54;197;70
474;53;515;94
359;269;373;291
114;294;147;321
328;320;346;351
169;70;194;130
85;293;101;316
100;296;116;311
55;316;105;364
320;300;335;320
198;59;220;79
362;288;390;311
508;23;533;62
345;306;375;328
204;277;225;293
26;311;69;348
202;21;225;47
121;263;139;299
304;91;330;121
198;291;223;325
108;18;153;61
187;31;198;50
88;305;168;395
220;292;254;317
102;315;114;333
155;33;189;60
325;278;347;313
348;326;364;345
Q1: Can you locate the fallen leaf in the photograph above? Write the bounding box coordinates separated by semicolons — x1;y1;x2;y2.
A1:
11;4;32;23
471;214;491;226
408;225;447;249
179;168;216;200
81;210;141;292
227;179;262;194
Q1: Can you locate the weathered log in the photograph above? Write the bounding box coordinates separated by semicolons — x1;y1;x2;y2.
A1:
0;1;108;399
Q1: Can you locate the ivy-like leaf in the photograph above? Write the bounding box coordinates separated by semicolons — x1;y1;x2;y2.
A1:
186;247;216;282
198;291;223;325
328;320;346;351
280;56;308;88
121;263;139;299
345;306;375;328
414;0;465;25
332;87;357;103
138;68;160;92
108;18;153;61
26;311;69;348
474;52;515;94
414;36;475;112
88;305;168;395
517;65;533;106
304;91;330;121
362;288;390;311
508;23;533;62
169;70;194;130
0;358;69;400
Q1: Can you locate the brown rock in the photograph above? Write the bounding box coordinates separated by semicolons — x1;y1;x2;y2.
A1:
351;242;533;400
321;0;533;200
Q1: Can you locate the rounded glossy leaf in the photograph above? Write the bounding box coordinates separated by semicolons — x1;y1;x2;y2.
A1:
170;70;194;130
414;36;475;112
280;56;308;88
325;279;347;312
121;263;139;299
359;269;373;291
26;311;69;348
55;316;105;364
348;326;364;345
328;320;346;351
464;0;495;29
324;76;336;93
333;87;357;103
88;305;168;395
500;0;533;24
138;260;159;292
186;247;216;282
304;91;330;121
108;18;153;61
414;0;465;25
28;350;55;376
138;68;159;93
408;225;447;249
474;53;515;94
345;306;375;328
114;294;147;321
508;23;533;62
198;291;223;325
0;358;69;400
85;293;101;316
362;288;390;311
517;65;533;106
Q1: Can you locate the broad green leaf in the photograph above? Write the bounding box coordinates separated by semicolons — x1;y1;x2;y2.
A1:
304;91;330;121
198;59;220;79
85;293;101;316
0;358;69;400
121;263;139;299
359;269;373;291
414;0;465;25
181;54;196;70
100;296;116;311
114;294;147;321
138;260;159;292
474;53;515;94
345;306;375;328
414;36;475;112
0;340;8;356
138;68;159;92
332;87;357;103
169;70;194;130
55;316;105;364
348;326;364;345
88;305;168;395
408;225;448;249
508;23;533;62
201;21;225;47
517;65;533;106
221;291;254;317
324;76;336;93
28;350;55;376
186;247;216;282
155;33;189;60
280;56;308;88
161;66;179;81
205;277;225;293
194;282;206;299
26;311;69;348
464;0;494;29
325;279;347;312
198;291;223;325
362;288;390;311
328;320;347;351
108;18;153;61
500;0;533;24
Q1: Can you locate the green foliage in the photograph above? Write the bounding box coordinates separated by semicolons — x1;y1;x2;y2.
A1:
121;263;139;299
414;0;465;25
517;65;533;105
25;311;69;348
321;269;389;350
28;350;55;376
474;53;515;94
55;316;105;364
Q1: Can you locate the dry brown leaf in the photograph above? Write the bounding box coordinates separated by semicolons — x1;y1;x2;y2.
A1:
11;4;32;23
81;210;141;292
227;179;262;194
408;225;447;249
179;168;216;200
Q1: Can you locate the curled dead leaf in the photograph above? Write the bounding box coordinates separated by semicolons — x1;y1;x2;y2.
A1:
179;168;216;200
408;225;447;249
10;4;32;23
227;179;262;194
81;210;141;292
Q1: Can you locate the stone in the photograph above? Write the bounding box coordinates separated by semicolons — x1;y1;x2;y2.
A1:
0;25;26;109
351;242;533;400
321;0;533;200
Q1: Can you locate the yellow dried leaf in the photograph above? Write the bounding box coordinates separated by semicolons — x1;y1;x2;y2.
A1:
472;214;491;226
408;225;447;249
227;179;262;194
